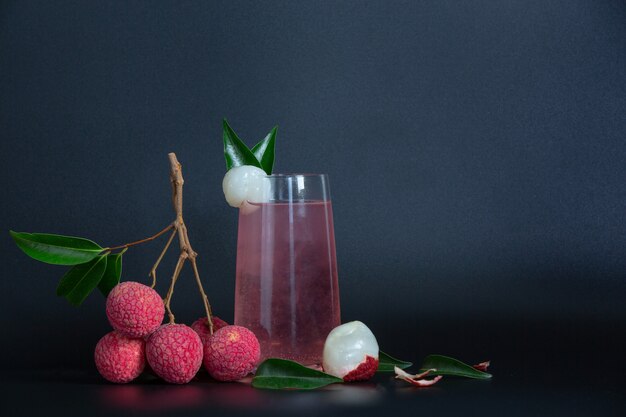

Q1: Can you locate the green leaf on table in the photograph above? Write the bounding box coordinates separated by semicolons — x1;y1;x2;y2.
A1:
252;358;343;390
419;354;492;379
56;255;108;306
377;351;413;372
9;231;103;265
223;119;263;171
97;253;123;297
251;126;277;175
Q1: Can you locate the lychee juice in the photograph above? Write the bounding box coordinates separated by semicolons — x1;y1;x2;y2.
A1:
234;200;341;365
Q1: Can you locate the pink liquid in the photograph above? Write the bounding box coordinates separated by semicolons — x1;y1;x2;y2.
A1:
234;200;341;365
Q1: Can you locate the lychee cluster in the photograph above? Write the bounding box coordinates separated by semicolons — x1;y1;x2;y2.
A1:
94;281;261;384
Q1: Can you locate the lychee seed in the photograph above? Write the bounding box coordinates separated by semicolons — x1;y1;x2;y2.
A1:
191;316;229;343
94;330;145;384
106;281;165;338
203;325;261;381
146;324;203;384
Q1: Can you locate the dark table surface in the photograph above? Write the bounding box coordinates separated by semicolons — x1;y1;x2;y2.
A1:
2;318;624;417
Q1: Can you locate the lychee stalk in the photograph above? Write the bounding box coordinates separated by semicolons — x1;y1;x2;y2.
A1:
160;153;214;333
107;223;175;252
148;228;177;288
96;153;215;331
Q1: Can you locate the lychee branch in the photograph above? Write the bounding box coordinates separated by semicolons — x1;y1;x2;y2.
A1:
106;223;175;252
148;228;177;288
164;252;187;324
161;153;215;334
102;154;215;332
190;256;213;329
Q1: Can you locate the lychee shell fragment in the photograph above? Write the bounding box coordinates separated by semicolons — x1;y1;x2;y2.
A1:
342;355;379;382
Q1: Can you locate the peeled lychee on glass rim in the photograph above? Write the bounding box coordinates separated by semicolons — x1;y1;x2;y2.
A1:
191;316;229;343
106;281;165;338
146;324;204;384
94;330;145;383
222;165;270;213
322;321;380;382
203;325;261;381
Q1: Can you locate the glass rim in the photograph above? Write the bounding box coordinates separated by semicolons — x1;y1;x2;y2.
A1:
243;172;331;203
264;173;329;178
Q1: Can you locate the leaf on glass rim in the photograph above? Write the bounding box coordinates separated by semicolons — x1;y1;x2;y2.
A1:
419;354;492;379
377;351;413;372
56;255;108;306
252;358;343;390
10;231;103;265
97;253;123;297
223;119;263;171
251;126;277;175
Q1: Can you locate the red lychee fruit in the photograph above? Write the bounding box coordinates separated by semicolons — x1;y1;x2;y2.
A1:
191;316;229;343
106;281;165;338
203;325;261;381
146;324;203;384
94;330;145;383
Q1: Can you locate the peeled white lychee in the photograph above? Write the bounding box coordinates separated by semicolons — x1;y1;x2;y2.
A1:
222;165;270;208
322;321;380;382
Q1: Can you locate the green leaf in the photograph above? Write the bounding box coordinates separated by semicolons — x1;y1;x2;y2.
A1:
223;119;262;171
252;358;343;390
377;351;413;372
419;354;492;379
56;255;108;306
97;253;122;297
251;126;277;175
10;231;103;265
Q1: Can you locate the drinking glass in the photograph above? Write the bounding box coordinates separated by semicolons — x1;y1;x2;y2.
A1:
234;174;341;364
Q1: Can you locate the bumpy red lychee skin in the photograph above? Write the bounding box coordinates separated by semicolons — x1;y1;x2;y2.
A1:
106;281;165;338
191;316;229;343
342;355;379;382
94;331;145;383
146;324;203;384
203;325;261;381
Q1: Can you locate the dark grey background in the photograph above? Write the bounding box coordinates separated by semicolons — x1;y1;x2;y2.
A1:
0;2;625;411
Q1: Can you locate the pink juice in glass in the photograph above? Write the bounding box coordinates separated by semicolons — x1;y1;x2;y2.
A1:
234;199;341;365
